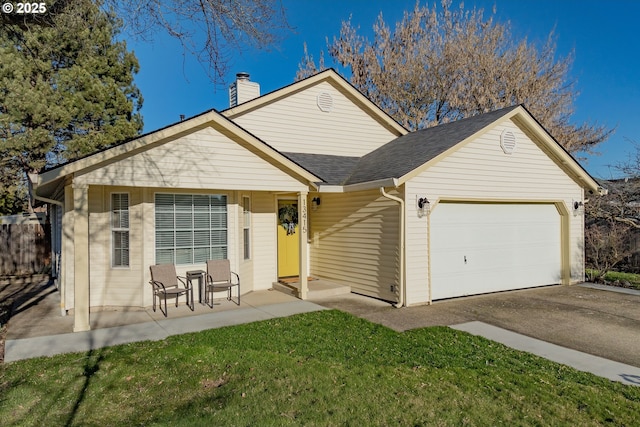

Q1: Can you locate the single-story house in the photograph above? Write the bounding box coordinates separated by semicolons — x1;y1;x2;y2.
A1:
31;69;602;332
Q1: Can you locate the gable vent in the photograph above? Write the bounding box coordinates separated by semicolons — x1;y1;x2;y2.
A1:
500;130;517;154
317;92;334;112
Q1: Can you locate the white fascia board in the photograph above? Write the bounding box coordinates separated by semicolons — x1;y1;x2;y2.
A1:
318;178;399;193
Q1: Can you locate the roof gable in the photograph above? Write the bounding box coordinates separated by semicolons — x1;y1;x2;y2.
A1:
35;108;321;196
344;106;520;185
222;69;408;137
334;105;599;194
77;126;312;192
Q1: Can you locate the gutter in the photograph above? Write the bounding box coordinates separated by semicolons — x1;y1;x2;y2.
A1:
318;178;399;193
28;172;64;206
379;186;405;308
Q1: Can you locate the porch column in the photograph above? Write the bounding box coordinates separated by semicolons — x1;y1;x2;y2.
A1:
73;182;90;332
298;191;308;299
61;184;74;316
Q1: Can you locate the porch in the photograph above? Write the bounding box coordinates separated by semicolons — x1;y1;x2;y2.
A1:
4;277;327;342
273;277;351;299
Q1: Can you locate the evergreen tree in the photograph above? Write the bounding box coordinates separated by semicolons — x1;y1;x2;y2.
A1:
0;0;143;214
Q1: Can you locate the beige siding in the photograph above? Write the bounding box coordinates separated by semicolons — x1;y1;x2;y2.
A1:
404;120;585;305
87;186;145;307
404;190;430;305
78;127;307;193
251;192;278;290
310;189;400;301
81;186;272;309
141;188;156;307
238;193;254;292
232;81;398;157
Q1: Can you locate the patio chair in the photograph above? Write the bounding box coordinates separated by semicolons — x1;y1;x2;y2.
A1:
205;259;240;307
149;264;194;317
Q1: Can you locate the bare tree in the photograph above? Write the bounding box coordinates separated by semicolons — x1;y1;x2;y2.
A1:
298;0;611;153
584;169;640;279
1;0;290;85
584;219;634;281
584;187;638;280
108;0;289;84
297;42;325;80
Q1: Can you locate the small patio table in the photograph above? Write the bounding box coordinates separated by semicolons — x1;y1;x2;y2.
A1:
186;270;207;305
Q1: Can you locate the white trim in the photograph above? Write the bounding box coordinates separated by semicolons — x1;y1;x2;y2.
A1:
242;195;252;260
110;192;130;269
317;178;400;193
153;191;230;266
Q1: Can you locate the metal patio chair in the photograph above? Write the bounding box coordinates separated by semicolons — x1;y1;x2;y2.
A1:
205;259;240;307
149;264;194;316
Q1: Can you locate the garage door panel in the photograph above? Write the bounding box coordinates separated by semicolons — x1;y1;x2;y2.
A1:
430;203;561;300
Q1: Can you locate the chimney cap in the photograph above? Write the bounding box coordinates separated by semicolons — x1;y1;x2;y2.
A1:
236;72;250;80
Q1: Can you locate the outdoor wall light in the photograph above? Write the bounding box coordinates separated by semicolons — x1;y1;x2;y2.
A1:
311;197;321;211
417;197;430;217
573;200;583;210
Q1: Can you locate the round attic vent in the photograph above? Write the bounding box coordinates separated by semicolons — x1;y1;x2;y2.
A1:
500;130;517;154
317;92;334;112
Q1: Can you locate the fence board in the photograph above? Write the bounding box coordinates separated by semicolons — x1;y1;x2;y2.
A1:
0;223;51;275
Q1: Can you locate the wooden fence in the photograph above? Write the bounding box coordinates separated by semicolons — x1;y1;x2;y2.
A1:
0;223;51;276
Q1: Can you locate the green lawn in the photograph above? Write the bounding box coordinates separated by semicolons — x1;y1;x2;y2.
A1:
1;310;639;426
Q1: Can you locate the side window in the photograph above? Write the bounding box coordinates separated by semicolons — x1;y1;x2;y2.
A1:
243;196;251;260
111;193;130;267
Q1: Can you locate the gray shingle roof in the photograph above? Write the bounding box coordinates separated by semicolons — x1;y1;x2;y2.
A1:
282;152;360;185
344;105;520;185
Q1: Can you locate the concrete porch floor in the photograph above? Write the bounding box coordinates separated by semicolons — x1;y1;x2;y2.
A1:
272;277;352;299
5;279;313;340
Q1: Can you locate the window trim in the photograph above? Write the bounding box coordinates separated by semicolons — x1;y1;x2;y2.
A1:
243;195;251;260
154;192;229;265
111;192;130;268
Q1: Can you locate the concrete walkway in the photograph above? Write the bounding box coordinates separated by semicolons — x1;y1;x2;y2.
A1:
452;321;640;386
4;300;326;362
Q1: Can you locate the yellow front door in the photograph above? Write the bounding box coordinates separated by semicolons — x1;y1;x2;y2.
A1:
277;200;299;278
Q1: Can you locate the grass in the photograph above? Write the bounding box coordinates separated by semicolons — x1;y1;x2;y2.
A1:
586;269;640;290
1;310;639;426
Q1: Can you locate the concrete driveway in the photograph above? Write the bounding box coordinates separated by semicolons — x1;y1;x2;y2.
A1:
312;284;640;368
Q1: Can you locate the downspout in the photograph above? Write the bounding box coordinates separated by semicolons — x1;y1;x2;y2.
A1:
380;186;405;308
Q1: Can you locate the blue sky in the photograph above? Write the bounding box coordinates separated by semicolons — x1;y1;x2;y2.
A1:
127;0;640;180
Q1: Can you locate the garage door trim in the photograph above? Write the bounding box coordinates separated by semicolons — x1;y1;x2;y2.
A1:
427;198;570;303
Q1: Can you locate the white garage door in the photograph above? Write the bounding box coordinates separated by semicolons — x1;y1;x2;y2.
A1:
430;203;561;300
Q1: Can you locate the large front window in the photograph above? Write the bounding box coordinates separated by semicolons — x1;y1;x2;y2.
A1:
155;194;227;265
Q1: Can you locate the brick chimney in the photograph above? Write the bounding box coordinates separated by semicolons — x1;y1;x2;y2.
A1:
229;72;260;107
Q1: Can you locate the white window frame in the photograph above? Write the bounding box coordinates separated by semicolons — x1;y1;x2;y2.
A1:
243;196;251;260
154;193;228;265
111;192;130;268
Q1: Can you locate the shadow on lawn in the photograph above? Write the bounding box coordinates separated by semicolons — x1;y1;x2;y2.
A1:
620;374;640;385
64;348;104;427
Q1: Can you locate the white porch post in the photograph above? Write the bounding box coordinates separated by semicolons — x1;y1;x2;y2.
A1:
73;182;90;332
61;184;74;316
298;191;308;299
